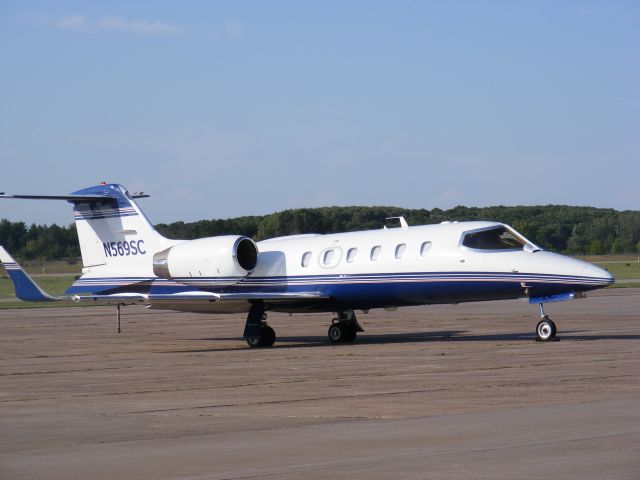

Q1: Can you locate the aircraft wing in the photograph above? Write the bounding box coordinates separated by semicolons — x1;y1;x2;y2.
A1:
0;247;58;302
215;292;329;301
1;246;329;306
70;291;328;304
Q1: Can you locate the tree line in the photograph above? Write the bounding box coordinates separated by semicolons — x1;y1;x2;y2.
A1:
1;205;639;261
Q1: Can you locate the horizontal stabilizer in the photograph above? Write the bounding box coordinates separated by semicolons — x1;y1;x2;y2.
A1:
0;193;117;203
0;247;58;302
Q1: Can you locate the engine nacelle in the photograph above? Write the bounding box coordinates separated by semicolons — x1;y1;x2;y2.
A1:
153;235;258;284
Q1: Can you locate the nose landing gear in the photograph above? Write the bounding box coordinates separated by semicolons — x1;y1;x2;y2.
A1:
535;303;557;342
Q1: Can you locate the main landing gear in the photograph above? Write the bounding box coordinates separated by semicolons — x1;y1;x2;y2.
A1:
328;310;364;344
535;303;557;342
243;304;366;348
243;302;276;348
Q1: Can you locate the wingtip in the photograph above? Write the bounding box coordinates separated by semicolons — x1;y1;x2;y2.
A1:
0;245;17;265
0;247;58;302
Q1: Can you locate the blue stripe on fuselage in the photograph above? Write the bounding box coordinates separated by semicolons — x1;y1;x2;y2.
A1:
64;271;612;306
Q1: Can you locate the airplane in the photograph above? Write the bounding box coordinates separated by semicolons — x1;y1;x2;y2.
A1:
0;182;614;347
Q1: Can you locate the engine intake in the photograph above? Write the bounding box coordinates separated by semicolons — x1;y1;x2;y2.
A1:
153;235;258;284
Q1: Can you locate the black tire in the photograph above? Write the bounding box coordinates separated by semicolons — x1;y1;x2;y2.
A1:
536;318;556;342
328;324;344;343
262;325;276;347
246;335;263;348
328;323;357;343
342;325;357;343
246;324;276;348
548;319;557;338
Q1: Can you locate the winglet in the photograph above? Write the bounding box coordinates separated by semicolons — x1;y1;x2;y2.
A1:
0;247;58;302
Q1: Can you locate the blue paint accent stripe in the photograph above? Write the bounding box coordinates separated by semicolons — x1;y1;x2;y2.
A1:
73;207;139;220
64;270;613;296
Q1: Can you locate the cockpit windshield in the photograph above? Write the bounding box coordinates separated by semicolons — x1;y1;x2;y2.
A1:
462;226;526;251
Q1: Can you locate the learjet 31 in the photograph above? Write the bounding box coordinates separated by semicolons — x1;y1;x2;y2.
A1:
0;183;614;347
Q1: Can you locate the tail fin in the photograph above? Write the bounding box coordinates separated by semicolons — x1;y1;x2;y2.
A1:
1;183;179;293
68;184;175;274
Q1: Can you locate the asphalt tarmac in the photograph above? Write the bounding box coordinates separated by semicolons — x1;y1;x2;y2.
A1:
1;288;639;479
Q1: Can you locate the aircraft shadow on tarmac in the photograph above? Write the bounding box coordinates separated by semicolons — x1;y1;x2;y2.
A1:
166;330;640;353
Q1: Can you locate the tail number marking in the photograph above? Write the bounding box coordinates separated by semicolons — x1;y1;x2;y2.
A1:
103;240;146;257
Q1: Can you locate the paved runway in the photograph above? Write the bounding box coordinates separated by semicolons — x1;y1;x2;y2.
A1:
1;289;639;479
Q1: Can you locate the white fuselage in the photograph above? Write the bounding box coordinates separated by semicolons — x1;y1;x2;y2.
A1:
198;220;613;313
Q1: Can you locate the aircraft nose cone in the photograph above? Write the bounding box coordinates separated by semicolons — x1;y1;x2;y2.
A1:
583;263;614;285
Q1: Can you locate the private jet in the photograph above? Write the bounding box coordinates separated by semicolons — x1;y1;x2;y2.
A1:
0;183;614;347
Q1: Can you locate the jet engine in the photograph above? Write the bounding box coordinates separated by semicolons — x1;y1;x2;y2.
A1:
153;235;258;284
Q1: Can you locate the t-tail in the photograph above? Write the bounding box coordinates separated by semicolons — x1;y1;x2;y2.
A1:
1;183;178;294
69;184;175;273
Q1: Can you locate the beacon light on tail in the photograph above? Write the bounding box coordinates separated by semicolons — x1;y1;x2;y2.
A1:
0;183;614;348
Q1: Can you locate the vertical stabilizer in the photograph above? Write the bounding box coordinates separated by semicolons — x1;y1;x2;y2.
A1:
1;183;180;294
68;184;177;278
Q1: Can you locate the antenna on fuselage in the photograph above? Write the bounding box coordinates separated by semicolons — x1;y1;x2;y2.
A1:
385;216;409;229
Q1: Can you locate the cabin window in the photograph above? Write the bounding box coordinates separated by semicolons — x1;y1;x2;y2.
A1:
420;241;432;256
346;247;358;263
462;227;526;250
322;249;335;266
395;243;406;259
370;245;381;261
318;247;342;268
301;251;312;267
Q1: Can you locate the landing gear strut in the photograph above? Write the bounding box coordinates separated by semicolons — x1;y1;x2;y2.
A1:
535;303;557;342
244;302;276;348
328;310;364;344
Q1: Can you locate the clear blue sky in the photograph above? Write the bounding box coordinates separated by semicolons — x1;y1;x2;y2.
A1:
1;1;638;226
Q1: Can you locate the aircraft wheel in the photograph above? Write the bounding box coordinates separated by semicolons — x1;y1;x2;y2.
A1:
328;323;357;344
342;325;357;343
246;324;276;348
328;324;346;343
261;324;276;346
549;319;557;338
536;318;557;342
